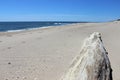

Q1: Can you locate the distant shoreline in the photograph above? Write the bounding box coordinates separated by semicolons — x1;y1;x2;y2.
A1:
0;21;88;32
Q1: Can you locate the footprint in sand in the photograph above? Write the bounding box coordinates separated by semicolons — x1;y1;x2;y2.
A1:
8;62;11;65
37;37;42;40
7;47;12;49
21;41;26;43
38;31;43;33
6;34;12;37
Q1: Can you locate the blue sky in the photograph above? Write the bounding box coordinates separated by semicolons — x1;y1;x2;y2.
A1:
0;0;120;22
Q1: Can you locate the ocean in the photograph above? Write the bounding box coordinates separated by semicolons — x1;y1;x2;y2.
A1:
0;21;80;32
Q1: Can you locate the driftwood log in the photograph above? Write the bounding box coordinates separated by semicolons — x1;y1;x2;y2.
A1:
61;32;112;80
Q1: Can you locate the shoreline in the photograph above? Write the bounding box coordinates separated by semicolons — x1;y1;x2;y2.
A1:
0;22;86;36
0;22;82;33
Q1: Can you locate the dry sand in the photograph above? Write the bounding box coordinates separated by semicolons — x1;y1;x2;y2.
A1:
0;21;120;80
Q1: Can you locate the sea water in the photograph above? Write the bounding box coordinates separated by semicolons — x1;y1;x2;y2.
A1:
0;21;80;32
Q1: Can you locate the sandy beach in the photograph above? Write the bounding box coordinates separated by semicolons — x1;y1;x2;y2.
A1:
0;21;120;80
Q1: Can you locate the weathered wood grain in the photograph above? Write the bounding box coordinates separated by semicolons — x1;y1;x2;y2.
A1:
61;32;112;80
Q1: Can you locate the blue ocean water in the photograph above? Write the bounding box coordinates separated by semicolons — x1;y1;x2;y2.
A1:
0;21;79;32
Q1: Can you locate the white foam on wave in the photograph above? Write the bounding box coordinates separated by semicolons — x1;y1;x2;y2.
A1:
5;26;50;32
54;23;62;25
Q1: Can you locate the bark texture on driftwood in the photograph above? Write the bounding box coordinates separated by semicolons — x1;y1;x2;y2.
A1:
61;32;112;80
